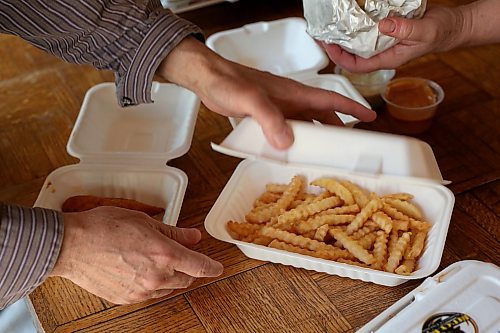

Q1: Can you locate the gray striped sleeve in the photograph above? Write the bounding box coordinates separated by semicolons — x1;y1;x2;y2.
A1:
0;203;63;310
0;0;203;106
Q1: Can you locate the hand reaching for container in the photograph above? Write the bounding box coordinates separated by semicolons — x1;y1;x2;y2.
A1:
158;37;377;150
50;207;223;304
322;0;500;73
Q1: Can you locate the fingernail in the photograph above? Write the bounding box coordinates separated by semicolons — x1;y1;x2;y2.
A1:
380;19;396;33
272;126;293;149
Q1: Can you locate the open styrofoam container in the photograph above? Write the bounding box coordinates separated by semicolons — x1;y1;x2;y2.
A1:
204;118;454;286
359;260;500;332
206;17;370;128
35;82;200;225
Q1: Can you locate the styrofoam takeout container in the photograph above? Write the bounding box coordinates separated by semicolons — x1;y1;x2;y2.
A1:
359;260;500;332
205;118;454;286
206;17;370;128
35;82;200;225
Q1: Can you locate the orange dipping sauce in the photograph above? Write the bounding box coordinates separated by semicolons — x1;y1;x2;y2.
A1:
383;78;444;134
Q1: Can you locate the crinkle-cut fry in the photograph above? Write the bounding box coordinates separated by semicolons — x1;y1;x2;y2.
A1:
405;231;427;259
251;236;274;246
371;211;393;234
246;176;303;223
310;178;355;205
275;175;304;211
409;219;432;231
382;203;410;221
289;197;313;210
384;198;423;220
385;232;412;273
254;192;281;207
395;259;416;275
227;221;263;240
265;183;288;193
297;192;316;201
387;230;399;254
313;224;330;242
351;220;378;240
294;214;355;234
346;197;383;235
330;229;375;264
393;220;410;232
261;227;352;260
336;258;370;268
301;230;316;239
268;240;345;261
318;204;360;216
276;196;342;225
245;204;276;224
372;231;388;270
341;180;369;208
383;193;414;201
358;232;377;250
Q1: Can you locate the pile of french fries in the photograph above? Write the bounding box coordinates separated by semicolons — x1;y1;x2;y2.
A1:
226;175;431;275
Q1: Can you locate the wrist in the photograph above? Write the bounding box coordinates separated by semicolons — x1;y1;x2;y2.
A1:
452;5;474;50
157;36;224;96
49;212;84;278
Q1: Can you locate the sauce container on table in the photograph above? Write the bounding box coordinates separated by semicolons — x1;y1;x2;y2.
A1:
383;77;444;135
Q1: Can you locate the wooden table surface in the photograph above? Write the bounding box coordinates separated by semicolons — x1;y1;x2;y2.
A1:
1;0;499;332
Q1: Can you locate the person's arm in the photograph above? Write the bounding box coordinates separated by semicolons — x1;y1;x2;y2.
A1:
0;0;376;150
322;0;500;73
0;0;201;107
0;203;63;309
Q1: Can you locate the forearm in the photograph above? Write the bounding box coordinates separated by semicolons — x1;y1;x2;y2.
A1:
0;0;202;107
0;203;63;309
457;0;500;48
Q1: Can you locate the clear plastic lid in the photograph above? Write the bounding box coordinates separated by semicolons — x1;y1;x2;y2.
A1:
360;260;500;333
212;118;447;184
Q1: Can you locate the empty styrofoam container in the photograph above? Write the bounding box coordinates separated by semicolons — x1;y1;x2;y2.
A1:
35;82;200;225
206;17;370;128
205;118;454;286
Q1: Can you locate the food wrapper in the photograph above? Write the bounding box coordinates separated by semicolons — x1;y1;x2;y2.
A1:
303;0;427;58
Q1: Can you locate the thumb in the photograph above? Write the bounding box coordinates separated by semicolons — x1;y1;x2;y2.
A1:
379;17;426;41
156;225;202;247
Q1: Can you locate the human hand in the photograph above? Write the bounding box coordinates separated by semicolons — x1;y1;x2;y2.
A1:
158;37;376;150
322;5;465;73
50;206;223;304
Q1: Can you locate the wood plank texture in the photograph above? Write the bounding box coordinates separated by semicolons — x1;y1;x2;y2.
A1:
0;0;497;332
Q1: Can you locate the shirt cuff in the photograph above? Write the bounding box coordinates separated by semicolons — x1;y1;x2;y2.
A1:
116;9;203;107
0;203;63;309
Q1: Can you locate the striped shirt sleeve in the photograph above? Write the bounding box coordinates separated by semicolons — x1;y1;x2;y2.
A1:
0;0;203;106
0;203;63;309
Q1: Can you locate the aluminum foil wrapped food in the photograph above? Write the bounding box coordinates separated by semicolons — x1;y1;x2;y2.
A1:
303;0;427;58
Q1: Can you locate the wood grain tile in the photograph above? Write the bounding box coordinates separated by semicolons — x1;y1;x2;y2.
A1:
187;264;353;333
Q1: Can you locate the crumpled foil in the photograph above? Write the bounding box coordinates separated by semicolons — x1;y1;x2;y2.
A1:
303;0;426;58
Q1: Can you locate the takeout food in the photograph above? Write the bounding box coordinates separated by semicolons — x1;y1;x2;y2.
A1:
226;175;430;275
61;195;165;216
303;0;427;58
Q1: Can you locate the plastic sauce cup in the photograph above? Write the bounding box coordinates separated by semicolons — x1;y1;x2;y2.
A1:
382;77;444;134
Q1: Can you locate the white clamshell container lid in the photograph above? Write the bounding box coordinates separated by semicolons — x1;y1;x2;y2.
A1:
212;118;447;184
67;82;200;165
206;17;370;128
359;260;500;333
